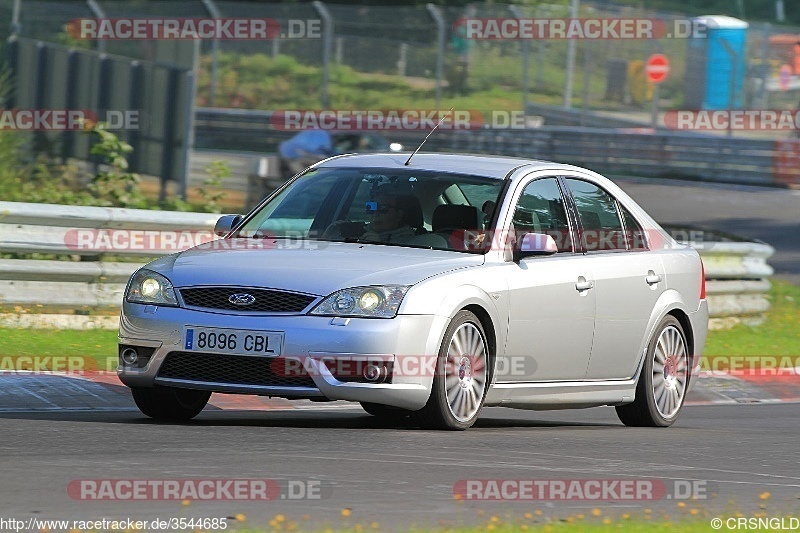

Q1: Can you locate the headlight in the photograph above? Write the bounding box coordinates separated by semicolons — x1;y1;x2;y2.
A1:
310;285;409;318
126;269;178;306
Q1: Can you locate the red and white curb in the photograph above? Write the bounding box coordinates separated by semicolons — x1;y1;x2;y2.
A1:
687;369;800;405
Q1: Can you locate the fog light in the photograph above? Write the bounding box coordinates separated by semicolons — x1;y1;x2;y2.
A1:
363;363;385;383
121;348;139;366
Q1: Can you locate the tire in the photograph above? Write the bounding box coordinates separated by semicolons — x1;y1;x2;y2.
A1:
131;386;211;421
360;402;412;423
414;310;490;430
616;316;689;427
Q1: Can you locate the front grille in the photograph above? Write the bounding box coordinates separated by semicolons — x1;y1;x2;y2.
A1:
157;351;317;389
179;287;316;313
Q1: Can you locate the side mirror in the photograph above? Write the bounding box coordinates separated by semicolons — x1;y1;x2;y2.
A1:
214;214;243;237
514;232;558;261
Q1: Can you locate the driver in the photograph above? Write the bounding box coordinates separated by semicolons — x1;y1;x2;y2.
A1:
323;193;420;244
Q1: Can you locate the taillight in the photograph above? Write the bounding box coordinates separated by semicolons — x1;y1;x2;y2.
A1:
699;259;706;300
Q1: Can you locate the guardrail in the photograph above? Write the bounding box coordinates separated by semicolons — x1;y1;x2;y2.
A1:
695;241;775;329
524;102;649;129
194;107;800;188
0;201;774;330
0;202;218;313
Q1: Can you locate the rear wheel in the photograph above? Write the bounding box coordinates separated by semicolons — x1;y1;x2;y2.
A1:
616;316;689;427
131;386;211;421
414;310;490;430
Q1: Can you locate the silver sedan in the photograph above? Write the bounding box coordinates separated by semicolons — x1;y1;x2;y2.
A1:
118;153;708;430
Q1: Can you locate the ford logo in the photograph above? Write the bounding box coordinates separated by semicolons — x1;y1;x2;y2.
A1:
228;293;256;306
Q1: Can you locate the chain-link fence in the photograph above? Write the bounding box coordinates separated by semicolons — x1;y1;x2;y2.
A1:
4;1;800;130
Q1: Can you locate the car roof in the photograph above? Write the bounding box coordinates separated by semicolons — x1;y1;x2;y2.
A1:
317;152;576;180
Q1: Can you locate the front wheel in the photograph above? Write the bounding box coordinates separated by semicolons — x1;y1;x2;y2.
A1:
414;310;490;430
131;386;211;421
616;316;689;427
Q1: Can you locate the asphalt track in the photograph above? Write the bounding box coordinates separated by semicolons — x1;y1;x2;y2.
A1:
0;403;798;530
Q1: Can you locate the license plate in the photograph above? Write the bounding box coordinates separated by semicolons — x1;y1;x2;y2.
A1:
183;326;283;357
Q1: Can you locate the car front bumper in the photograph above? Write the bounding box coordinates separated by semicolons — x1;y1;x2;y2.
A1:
118;303;446;411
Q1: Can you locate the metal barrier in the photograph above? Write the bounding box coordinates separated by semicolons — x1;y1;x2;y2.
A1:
0;201;774;329
0;201;218;312
6;36;199;199
698;241;775;329
194;108;800;187
524;103;648;129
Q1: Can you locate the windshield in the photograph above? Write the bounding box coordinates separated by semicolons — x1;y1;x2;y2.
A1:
234;167;505;253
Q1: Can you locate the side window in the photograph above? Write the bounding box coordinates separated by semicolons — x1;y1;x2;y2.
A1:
513;177;573;253
564;178;626;252
619;203;649;250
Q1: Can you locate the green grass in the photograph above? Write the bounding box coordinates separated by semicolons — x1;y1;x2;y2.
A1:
222;487;790;531
225;512;783;532
230;524;712;533
195;49;669;113
0;281;797;372
0;328;117;371
703;279;800;359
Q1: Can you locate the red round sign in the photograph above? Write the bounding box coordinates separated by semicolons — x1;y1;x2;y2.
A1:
646;54;670;84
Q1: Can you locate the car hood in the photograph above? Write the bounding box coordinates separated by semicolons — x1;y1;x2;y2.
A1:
145;240;484;296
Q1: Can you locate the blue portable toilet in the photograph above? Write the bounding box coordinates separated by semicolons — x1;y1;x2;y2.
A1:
684;15;748;109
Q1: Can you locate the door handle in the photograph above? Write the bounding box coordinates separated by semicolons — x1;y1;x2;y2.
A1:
646;270;662;285
575;276;594;291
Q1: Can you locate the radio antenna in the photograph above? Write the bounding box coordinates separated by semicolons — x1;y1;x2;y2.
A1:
404;108;453;166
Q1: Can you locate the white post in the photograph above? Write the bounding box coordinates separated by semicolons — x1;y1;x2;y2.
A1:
563;0;579;109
